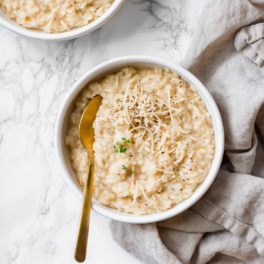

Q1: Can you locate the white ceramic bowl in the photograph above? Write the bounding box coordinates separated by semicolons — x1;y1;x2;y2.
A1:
0;0;124;41
55;55;224;224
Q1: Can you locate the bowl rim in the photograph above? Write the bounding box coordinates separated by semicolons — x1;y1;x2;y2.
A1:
0;0;125;41
55;55;224;224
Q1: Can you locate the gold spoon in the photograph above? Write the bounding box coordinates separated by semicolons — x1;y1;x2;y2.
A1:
74;95;103;262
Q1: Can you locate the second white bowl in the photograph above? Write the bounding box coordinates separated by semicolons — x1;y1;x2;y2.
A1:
0;0;124;41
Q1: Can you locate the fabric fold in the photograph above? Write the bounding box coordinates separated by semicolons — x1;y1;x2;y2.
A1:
109;222;181;264
235;23;264;71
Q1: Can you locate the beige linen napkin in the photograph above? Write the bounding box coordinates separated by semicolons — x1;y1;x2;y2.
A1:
110;0;264;263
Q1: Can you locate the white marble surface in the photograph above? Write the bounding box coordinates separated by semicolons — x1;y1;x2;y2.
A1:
0;1;205;263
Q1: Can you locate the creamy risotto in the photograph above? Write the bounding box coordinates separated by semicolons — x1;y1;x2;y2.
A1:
65;67;215;215
0;0;113;33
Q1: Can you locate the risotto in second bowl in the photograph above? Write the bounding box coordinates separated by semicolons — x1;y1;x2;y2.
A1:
0;0;114;33
65;67;215;215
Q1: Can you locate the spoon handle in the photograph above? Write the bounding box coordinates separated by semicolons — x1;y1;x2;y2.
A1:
74;161;94;262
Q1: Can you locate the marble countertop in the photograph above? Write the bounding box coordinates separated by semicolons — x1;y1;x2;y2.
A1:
0;0;205;263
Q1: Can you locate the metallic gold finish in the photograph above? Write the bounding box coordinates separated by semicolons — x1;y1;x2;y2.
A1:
74;95;103;262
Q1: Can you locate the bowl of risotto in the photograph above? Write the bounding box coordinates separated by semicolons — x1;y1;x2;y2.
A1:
55;56;224;223
0;0;124;40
